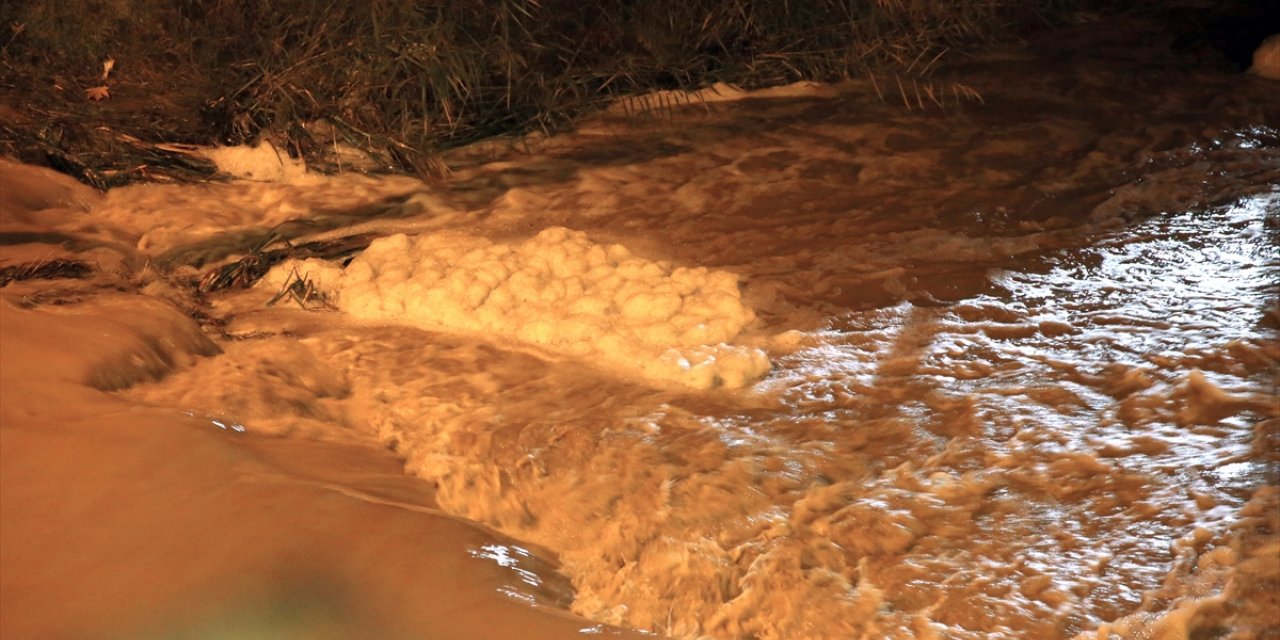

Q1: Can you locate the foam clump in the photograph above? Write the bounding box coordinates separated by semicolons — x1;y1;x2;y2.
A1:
1251;34;1280;79
265;227;770;389
200;140;311;182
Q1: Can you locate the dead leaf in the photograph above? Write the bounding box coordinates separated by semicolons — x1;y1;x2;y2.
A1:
85;85;110;101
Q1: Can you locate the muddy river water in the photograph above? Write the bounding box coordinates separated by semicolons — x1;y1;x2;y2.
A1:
2;18;1278;640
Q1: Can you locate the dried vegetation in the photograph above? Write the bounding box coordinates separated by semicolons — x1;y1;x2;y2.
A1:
0;258;92;287
0;0;1072;185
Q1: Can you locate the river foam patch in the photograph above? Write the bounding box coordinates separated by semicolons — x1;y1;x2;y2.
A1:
263;226;771;390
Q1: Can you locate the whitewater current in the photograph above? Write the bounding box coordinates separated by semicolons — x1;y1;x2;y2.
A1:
3;20;1278;640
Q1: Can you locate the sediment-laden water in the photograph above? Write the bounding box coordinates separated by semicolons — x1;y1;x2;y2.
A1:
3;18;1277;640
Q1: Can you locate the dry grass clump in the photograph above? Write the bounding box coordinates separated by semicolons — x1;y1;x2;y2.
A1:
1;0;1073;182
0;258;91;287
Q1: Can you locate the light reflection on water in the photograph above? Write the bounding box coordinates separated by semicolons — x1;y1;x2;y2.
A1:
469;544;546;589
182;410;248;434
724;192;1278;637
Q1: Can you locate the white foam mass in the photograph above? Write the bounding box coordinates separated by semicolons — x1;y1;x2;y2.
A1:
265;227;770;389
200;140;310;182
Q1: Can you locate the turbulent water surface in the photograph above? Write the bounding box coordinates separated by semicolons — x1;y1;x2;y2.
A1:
2;19;1278;640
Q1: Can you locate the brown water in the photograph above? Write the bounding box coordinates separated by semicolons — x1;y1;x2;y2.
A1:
3;17;1278;640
